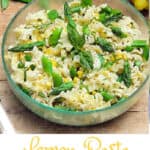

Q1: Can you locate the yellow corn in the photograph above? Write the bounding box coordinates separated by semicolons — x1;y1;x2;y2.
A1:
92;91;96;95
73;77;79;84
51;59;57;67
77;70;83;78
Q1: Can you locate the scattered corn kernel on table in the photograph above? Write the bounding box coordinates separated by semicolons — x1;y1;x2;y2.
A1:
0;1;149;133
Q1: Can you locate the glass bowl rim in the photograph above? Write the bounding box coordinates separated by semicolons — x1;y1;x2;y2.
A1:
1;0;149;115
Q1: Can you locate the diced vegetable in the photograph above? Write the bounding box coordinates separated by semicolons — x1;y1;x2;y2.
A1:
80;51;93;70
67;19;85;50
64;2;72;19
41;55;53;76
38;92;46;98
69;66;77;79
52;72;63;87
81;0;93;7
50;82;73;95
17;61;25;69
20;86;33;96
110;26;127;38
99;6;123;25
82;25;90;36
124;40;149;61
96;37;114;52
119;60;132;87
48;28;63;47
98;54;105;67
134;60;142;67
101;91;114;102
8;41;45;52
47;9;59;21
24;54;32;61
30;64;36;71
71;6;81;13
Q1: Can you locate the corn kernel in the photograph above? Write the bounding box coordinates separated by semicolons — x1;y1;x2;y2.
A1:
77;71;83;78
92;91;96;95
73;77;79;84
64;77;70;83
51;59;57;67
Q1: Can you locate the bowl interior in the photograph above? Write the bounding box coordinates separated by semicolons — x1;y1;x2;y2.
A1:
2;0;149;114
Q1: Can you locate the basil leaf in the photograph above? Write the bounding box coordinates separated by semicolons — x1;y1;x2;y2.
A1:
80;51;93;70
48;28;63;47
50;82;73;95
41;55;53;76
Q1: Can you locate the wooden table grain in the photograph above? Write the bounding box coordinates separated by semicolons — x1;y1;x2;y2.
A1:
0;1;149;133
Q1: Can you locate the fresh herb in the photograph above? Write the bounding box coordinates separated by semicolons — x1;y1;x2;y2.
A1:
124;40;149;61
119;60;132;87
24;54;32;61
17;61;25;69
101;91;114;102
110;26;127;38
30;64;36;71
69;66;77;79
41;55;53;76
80;51;93;70
8;41;45;52
38;92;46;98
48;28;63;47
52;72;63;87
98;54;105;67
81;0;92;7
47;9;59;21
99;6;123;25
50;82;73;95
67;19;85;50
96;37;114;52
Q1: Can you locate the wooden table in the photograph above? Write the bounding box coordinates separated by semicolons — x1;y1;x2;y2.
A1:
0;1;149;133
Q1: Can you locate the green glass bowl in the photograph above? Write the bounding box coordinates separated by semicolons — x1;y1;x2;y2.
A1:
1;0;149;126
